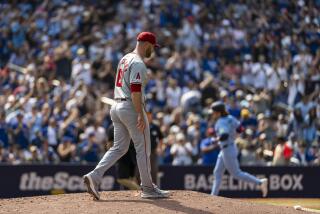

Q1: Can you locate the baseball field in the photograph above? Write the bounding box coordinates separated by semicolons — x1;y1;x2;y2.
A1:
0;191;316;214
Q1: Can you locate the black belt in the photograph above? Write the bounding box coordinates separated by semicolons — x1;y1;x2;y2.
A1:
222;144;230;149
115;98;128;102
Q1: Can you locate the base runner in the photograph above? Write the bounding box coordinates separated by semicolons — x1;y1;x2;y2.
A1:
209;101;268;197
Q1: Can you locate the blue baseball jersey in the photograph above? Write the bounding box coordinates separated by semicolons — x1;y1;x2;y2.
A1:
211;115;262;196
214;115;240;147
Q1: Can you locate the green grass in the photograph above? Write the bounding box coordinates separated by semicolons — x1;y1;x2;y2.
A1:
242;198;320;210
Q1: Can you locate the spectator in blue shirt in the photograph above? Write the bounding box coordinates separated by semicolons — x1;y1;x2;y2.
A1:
241;108;258;129
79;132;100;163
11;112;29;150
0;111;9;148
306;141;319;164
303;107;318;146
293;141;308;166
227;97;241;119
200;127;220;166
0;141;8;162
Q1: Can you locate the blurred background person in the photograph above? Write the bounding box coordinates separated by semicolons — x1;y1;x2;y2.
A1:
272;136;293;166
79;132;100;163
58;136;76;163
147;112;164;184
200;127;220;166
170;133;193;166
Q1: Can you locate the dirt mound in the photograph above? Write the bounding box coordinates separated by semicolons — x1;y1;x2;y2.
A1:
0;191;304;214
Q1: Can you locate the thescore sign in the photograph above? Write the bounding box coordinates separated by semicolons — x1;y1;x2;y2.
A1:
0;164;119;198
19;172;114;191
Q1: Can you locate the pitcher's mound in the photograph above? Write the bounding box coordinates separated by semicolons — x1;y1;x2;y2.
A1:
0;191;302;214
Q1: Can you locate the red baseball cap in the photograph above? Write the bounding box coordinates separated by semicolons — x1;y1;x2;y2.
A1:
137;32;160;48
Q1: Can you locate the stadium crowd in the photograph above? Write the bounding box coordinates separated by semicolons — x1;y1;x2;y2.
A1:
0;0;319;167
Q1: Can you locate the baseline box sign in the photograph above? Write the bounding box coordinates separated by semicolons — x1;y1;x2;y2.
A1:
159;166;320;198
0;165;319;198
0;164;119;198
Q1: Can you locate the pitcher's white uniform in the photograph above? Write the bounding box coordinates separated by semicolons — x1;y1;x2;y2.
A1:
87;52;154;190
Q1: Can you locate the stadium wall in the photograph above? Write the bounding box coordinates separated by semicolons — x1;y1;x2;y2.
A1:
0;164;319;198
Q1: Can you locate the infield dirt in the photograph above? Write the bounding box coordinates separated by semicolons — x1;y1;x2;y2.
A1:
0;191;312;214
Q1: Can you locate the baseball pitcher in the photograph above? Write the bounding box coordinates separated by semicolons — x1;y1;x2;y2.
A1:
83;32;170;199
